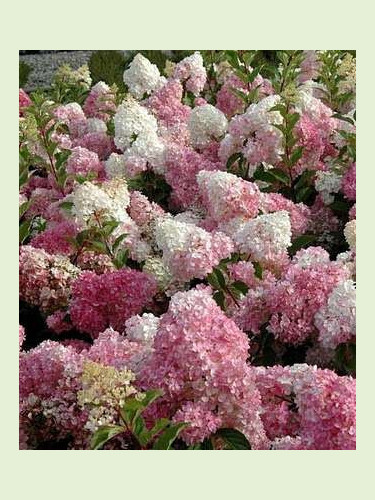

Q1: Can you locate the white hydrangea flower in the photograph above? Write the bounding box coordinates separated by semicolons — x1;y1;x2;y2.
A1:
130;131;166;173
292;247;330;269
314;279;356;348
114;97;165;171
114;97;158;151
315;170;342;204
86;117;107;134
143;256;173;291
237;94;284;138
234;211;291;259
125;313;160;344
188;104;228;148
123;53;165;99
105;153;127;179
344;219;356;251
72;180;130;224
155;217;200;254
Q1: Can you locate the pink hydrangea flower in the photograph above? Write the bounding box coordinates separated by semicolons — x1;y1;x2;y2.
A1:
341;162;356;201
140;287;269;449
19;89;32;117
69;269;157;337
267;254;350;344
66;146;104;178
83;82;117;122
19;325;25;351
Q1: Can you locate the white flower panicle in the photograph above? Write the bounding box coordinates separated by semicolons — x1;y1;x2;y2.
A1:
86;117;107;134
314;280;356;348
188;104;228;148
125;313;160;345
234;211;292;259
105;153;127;179
344;219;356;251
315;170;342;204
113;97;165;171
71;179;130;224
123;53;165;100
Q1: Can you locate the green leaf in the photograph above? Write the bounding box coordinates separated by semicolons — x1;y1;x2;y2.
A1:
230;88;248;103
294;169;315;191
331;113;355;126
233;68;249;83
231;281;249;295
296;185;314;203
213;290;225;310
112;233;128;253
329;200;350;213
226;152;243;171
120;390;163;428
88;240;107;253
19;169;29;188
90;425;124;450
286;112;300;131
140;418;170;446
102;220;120;237
225;51;241;69
152;422;188;450
214;428;251;450
76;229;92;246
267;168;290;184
253;262;263;280
19;219;32;244
273;123;287;135
289;146;304;167
289;234;317;255
19;201;30;219
212;268;226;289
253;165;277;184
59;201;74;212
133;415;146;441
114;248;129;269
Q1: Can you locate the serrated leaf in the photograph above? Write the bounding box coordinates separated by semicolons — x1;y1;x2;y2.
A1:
140;418;170;446
230;87;248;103
120;389;163;428
231;281;249;295
289;234;316;255
329;200;350;213
289;146;304;166
19;201;30;219
88;240;107;253
112;233;128;253
294;169;315;191
59;201;74;212
273;123;287;135
213;290;225;310
102;219;120;237
268;168;290;184
212;268;226;289
253;262;263;280
152;422;188;450
114;248;129;269
331;113;355;126
214;428;251;450
296;185;314;203
226;152;243;171
90;425;124;450
19;219;32;244
287;112;300;131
